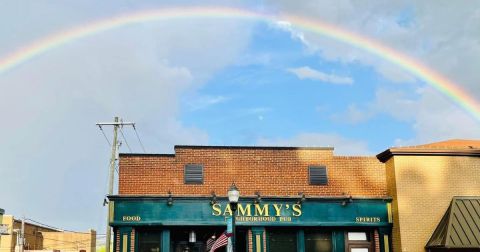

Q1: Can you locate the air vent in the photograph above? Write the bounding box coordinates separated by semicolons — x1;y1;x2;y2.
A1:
184;164;204;184
309;166;328;185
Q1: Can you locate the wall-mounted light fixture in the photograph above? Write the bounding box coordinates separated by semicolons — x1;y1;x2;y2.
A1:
188;230;196;243
254;191;261;204
341;195;353;206
210;191;217;205
103;197;109;206
297;192;306;205
167;191;173;206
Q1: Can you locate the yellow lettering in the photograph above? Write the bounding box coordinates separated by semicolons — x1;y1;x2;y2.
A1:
355;216;381;223
224;204;233;216
292;204;302;217
122;216;141;222
212;203;222;216
273;204;283;217
254;204;270;216
238;204;252;216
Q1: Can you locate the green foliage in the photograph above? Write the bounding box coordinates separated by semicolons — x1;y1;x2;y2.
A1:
97;245;106;252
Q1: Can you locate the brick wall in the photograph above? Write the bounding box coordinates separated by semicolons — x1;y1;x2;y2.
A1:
388;155;480;252
118;146;387;198
115;231;120;252
374;229;380;252
385;158;401;252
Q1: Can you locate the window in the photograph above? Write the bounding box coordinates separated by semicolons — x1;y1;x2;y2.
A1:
346;231;373;252
309;166;328;185
268;229;297;252
184;164;204;184
137;231;161;252
305;231;332;252
348;232;368;241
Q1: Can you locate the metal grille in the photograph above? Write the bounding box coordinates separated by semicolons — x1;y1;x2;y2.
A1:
309;166;328;185
184;164;204;184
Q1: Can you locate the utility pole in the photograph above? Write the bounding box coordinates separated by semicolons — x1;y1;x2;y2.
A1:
20;217;24;252
96;117;135;252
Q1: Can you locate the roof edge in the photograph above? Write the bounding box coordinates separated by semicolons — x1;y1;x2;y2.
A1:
377;148;480;163
174;145;334;150
119;153;175;157
108;194;392;201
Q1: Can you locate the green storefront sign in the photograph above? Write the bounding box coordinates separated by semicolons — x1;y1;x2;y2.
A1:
109;196;392;252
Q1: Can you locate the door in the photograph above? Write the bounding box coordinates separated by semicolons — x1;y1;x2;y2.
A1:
345;231;373;252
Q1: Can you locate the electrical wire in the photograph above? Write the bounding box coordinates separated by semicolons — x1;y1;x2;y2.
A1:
23;233;96;244
132;125;147;153
119;127;132;152
25;218;103;235
98;126;111;147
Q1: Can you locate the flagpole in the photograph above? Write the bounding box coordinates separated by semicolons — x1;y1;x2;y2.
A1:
227;237;233;252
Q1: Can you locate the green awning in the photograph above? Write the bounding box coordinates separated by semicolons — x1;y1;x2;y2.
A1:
426;196;480;249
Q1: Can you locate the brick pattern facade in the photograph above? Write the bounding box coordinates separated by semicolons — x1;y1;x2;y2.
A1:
387;155;480;252
115;231;120;252
385;158;401;252
374;229;380;252
248;230;252;252
119;147;387;198
131;229;135;252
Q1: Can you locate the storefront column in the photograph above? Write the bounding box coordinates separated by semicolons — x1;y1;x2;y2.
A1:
113;228;117;252
296;230;305;252
332;230;345;252
251;227;265;252
161;229;170;252
378;227;391;252
119;227;132;252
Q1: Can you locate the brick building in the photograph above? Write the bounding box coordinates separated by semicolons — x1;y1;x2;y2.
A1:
0;211;96;252
109;140;480;252
377;139;480;252
109;146;392;252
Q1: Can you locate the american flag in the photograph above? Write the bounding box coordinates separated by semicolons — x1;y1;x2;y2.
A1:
206;235;216;251
209;232;231;252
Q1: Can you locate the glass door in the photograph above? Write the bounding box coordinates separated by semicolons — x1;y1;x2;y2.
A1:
345;231;373;252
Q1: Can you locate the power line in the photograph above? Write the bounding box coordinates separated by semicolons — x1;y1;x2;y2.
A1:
96;117;135;252
132;124;147;153
25;218;101;235
119;127;132;152
23;233;96;244
97;126;111;147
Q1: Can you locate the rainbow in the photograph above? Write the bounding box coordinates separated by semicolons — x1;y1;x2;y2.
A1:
1;6;479;121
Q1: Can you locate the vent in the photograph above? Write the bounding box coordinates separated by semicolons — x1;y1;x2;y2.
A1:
184;164;204;184
309;166;328;185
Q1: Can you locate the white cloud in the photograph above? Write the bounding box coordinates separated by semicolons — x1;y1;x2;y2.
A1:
377;87;480;145
274;21;312;48
0;6;253;232
185;95;230;111
269;1;480;94
331;104;373;124
257;132;371;155
288;66;354;84
333;87;480;144
271;0;480;146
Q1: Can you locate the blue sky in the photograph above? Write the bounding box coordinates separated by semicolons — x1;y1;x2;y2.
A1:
181;22;416;151
0;0;479;236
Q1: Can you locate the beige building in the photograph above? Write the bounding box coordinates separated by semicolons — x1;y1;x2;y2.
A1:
377;139;480;252
0;212;96;252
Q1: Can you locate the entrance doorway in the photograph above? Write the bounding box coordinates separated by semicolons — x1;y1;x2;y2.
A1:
170;226;247;252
